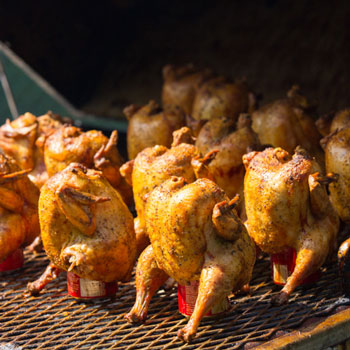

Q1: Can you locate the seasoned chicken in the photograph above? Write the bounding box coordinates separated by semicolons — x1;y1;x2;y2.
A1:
0;152;40;263
316;108;350;137
195;114;260;214
244;147;339;304
120;127;216;256
162;63;212;115
321;128;350;222
124;100;185;160
0;112;66;188
125;177;255;342
27;163;136;294
251;86;324;168
44;125;132;205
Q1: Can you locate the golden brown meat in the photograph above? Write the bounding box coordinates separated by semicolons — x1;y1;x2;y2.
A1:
321;128;350;222
125;177;255;342
28;163;136;293
316;108;350;137
124;100;185;160
251;86;324;168
195;114;260;213
0;152;40;263
162;63;212;115
120;127;216;256
244;147;339;304
191;77;255;125
44;125;132;205
0;112;66;188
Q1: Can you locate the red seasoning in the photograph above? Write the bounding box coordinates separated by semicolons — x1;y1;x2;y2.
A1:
178;280;229;317
270;247;321;285
0;249;24;273
67;272;118;299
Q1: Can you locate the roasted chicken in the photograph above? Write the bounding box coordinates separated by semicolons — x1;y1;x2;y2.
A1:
125;177;255;342
195;114;260;213
316;108;350;137
120;127;216;256
0;112;65;188
321;127;350;222
44;124;132;205
124;100;185;160
27;163;136;294
0;152;40;263
251;86;324;168
244;147;339;304
162;64;212;115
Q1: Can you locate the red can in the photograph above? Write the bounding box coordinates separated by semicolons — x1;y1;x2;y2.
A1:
270;247;321;285
67;272;118;299
178;280;229;317
0;249;24;273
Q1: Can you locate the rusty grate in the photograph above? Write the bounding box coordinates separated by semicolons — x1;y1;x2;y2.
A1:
0;250;344;349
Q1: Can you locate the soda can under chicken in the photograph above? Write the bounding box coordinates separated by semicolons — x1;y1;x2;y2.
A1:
178;280;229;317
270;247;321;285
67;272;118;299
0;248;24;273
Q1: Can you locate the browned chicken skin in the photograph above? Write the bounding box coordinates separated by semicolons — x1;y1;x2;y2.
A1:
0;112;67;188
27;163;136;294
120;127;216;256
44;125;132;205
124;100;185;160
125;177;255;342
244;147;339;304
251;86;324;168
0;152;40;263
316;108;350;137
195;114;260;214
162;63;213;115
321;127;350;222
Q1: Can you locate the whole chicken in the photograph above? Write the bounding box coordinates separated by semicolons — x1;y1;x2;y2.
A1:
125;176;255;342
0;112;66;188
251;86;324;168
0;152;40;263
27;163;136;294
124;100;185;160
44;124;132;205
244;147;339;304
316;108;350;137
162;63;212;115
321;128;350;222
120;127;217;256
195;114;260;213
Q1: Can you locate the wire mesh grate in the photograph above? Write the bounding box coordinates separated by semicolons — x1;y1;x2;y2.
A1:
0;250;344;349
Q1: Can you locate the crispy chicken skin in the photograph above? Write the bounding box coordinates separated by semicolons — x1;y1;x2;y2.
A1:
124;100;185;160
243;147;339;304
316;108;350;137
321;128;350;222
0;112;66;188
120;127;216;256
195;114;260;212
44;125;132;205
251;86;324;168
162;64;212;115
0;152;40;263
28;163;136;294
125;177;255;342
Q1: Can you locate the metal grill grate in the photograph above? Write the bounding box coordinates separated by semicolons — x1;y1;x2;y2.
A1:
0;250;344;349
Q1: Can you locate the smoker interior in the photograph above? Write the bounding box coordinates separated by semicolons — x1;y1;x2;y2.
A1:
0;250;345;349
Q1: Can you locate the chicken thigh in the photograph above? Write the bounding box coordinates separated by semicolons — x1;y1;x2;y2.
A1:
244;147;339;304
125;177;255;342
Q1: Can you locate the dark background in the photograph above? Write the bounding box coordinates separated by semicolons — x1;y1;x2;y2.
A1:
0;0;349;119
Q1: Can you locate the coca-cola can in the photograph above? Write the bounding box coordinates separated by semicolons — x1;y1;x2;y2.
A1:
67;272;118;299
178;280;229;317
0;249;24;273
270;247;321;285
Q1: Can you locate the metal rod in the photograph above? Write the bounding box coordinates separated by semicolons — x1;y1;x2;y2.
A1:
0;56;19;119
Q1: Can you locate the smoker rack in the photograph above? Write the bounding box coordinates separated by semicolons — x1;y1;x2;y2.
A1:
0;250;347;350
